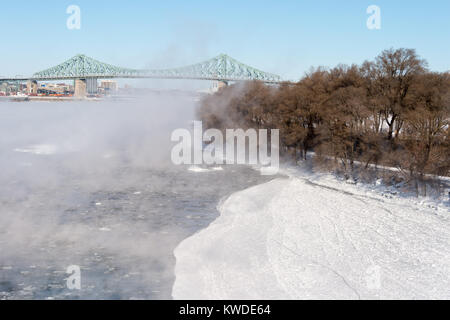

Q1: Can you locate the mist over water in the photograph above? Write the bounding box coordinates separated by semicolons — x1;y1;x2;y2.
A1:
0;95;274;299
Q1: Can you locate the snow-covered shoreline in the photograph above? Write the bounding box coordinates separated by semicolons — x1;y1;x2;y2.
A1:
173;167;450;300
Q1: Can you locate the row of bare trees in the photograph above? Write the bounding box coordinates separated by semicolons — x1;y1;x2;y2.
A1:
198;48;450;194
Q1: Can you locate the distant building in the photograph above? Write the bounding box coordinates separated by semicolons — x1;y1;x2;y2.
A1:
99;80;118;94
0;82;22;95
211;80;227;92
37;82;73;95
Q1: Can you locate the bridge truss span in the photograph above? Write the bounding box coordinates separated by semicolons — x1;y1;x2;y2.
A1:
28;53;282;83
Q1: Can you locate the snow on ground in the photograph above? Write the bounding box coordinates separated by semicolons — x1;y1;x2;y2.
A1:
173;168;450;300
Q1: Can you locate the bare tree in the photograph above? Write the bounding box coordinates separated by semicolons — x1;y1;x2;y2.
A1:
373;48;428;140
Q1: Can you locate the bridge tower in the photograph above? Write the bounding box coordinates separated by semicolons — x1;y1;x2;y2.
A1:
74;79;87;98
75;78;98;98
86;78;98;95
26;80;38;95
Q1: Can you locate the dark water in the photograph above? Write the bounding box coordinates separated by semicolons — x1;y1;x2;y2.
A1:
0;164;272;300
0;99;276;299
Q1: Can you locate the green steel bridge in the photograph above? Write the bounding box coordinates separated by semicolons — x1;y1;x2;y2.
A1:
0;53;281;84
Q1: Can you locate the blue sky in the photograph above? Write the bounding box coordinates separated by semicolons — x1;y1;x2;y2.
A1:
0;0;449;80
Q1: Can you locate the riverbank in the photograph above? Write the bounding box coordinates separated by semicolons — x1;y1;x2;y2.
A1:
173;165;450;299
0;96;103;102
